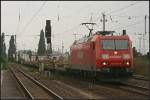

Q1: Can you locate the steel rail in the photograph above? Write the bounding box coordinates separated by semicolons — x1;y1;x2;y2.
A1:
15;66;63;100
123;82;149;90
11;63;149;98
9;67;34;99
119;82;149;96
132;75;149;81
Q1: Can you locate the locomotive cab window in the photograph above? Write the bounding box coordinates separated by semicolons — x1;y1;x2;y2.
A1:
101;40;128;50
115;40;128;50
101;40;115;50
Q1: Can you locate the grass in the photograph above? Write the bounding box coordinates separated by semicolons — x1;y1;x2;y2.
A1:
133;56;149;78
0;57;8;70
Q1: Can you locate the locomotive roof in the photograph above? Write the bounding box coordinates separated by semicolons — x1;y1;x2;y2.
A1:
73;34;129;44
73;36;93;44
97;34;130;39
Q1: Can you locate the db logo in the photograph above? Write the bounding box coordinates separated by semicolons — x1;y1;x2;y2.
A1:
114;51;118;55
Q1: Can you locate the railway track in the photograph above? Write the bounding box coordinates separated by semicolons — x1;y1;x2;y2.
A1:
132;75;149;81
126;75;149;89
121;82;149;91
11;63;149;99
119;82;149;96
10;63;100;99
100;75;150;96
8;66;63;100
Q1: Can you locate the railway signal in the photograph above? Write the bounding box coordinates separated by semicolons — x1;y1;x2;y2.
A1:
45;20;51;38
45;20;52;55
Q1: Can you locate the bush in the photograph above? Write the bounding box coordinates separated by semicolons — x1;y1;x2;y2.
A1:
134;56;149;77
0;56;8;70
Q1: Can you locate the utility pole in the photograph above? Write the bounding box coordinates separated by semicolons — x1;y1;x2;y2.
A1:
100;13;107;31
103;13;106;31
137;34;142;54
62;41;64;54
143;15;147;54
138;37;142;53
143;34;145;54
90;13;93;22
145;15;147;35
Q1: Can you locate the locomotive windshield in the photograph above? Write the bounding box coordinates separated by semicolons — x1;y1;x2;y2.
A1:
115;40;128;50
102;40;128;50
102;40;115;50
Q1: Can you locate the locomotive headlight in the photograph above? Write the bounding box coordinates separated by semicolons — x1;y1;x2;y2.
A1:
102;62;107;65
126;61;130;65
102;54;109;59
123;54;130;59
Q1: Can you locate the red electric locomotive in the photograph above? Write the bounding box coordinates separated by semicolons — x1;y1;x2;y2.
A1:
70;23;133;81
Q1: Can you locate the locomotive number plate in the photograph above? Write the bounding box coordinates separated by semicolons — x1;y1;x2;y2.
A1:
109;56;121;58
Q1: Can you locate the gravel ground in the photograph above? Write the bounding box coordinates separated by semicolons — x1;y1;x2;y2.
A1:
18;64;104;99
1;70;25;99
15;63;149;99
55;75;148;99
11;66;53;99
127;78;149;88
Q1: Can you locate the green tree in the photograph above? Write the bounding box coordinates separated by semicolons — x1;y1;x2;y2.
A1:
8;35;16;61
133;47;142;57
0;33;2;57
1;33;7;58
0;32;8;69
146;52;149;58
0;32;2;66
133;47;138;57
37;29;46;56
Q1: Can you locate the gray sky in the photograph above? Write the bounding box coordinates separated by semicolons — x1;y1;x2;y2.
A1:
1;1;149;54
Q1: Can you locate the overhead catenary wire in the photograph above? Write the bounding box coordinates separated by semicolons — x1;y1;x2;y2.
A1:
107;1;140;15
15;2;148;46
51;3;94;28
19;1;47;34
15;8;21;35
20;2;94;37
91;1;148;33
113;20;144;30
20;1;146;35
54;24;80;36
112;2;149;17
94;2;143;23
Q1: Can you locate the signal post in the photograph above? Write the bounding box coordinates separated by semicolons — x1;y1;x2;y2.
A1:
45;20;52;57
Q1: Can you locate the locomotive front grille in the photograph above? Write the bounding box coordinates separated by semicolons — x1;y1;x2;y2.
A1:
111;62;122;66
